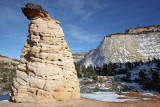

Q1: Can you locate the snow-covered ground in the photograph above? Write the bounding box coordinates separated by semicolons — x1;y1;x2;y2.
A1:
2;93;132;102
0;92;156;103
81;92;135;102
81;92;155;102
115;62;160;94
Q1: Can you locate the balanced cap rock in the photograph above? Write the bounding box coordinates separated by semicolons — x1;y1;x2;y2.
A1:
10;3;80;103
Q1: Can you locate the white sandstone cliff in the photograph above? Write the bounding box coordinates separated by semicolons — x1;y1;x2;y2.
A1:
79;26;160;67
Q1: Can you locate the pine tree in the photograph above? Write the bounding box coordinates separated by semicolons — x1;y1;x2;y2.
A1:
108;64;113;76
75;64;82;78
86;65;95;76
102;63;108;75
139;70;145;79
99;67;103;76
89;65;95;76
126;68;131;82
151;71;159;83
82;65;88;78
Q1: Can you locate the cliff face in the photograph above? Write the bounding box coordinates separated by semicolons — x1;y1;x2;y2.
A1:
79;26;160;67
125;25;160;34
72;53;87;63
77;49;95;65
10;3;80;103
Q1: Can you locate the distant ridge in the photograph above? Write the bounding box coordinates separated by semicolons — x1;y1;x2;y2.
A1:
0;54;19;64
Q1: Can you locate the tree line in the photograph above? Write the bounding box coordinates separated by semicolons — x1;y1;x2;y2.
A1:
75;58;160;92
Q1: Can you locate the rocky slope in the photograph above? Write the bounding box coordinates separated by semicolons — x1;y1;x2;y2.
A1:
78;25;160;67
72;53;87;63
125;25;160;34
0;54;19;64
10;3;80;103
73;50;96;63
77;49;95;65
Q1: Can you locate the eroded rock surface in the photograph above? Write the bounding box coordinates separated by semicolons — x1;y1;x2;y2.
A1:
79;26;160;67
125;25;160;34
72;53;87;63
10;3;80;103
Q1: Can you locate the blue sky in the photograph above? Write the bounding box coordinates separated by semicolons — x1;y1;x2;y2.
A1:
0;0;160;59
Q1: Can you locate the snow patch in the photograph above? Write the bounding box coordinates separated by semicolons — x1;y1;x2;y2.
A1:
81;92;139;102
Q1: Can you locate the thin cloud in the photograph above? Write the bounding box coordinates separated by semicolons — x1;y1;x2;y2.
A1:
52;0;107;20
65;25;102;43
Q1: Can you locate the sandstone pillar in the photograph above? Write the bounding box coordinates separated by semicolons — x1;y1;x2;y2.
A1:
10;3;80;103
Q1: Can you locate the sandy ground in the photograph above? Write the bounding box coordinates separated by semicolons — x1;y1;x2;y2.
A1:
0;92;160;107
0;98;159;107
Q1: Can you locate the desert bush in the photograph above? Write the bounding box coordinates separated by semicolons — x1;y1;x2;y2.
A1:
94;86;100;92
121;85;132;92
92;76;98;82
2;83;12;91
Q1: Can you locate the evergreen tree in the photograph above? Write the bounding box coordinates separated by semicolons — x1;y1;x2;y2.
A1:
99;67;103;76
119;63;122;68
89;65;95;76
139;70;145;79
82;65;88;78
102;63;108;75
95;66;100;75
112;63;118;71
151;71;159;83
86;65;95;76
128;62;132;69
108;64;113;76
126;68;131;82
143;77;153;90
75;64;82;78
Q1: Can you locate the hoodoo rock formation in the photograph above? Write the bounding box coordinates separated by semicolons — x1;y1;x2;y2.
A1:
10;3;80;103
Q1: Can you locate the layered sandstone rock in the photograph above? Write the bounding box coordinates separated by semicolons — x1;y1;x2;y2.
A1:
73;50;96;63
10;3;80;103
79;26;160;67
72;53;86;63
125;25;160;34
77;49;96;65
